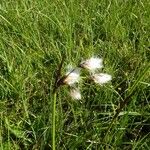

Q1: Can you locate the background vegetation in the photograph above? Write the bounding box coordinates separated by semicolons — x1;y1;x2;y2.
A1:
0;0;150;149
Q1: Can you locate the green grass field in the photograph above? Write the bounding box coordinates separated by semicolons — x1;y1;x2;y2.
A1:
0;0;150;149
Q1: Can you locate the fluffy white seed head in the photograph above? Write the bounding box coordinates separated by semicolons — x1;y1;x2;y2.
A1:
63;68;80;85
70;88;81;100
92;73;112;85
80;57;103;72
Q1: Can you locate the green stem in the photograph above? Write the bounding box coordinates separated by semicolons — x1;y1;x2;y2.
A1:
52;92;56;150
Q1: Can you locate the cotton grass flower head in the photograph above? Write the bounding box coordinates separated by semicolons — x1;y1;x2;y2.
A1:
80;57;103;72
92;73;112;85
70;88;81;100
63;67;80;85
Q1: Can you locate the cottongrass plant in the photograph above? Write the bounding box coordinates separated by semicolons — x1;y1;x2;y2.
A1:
52;56;112;150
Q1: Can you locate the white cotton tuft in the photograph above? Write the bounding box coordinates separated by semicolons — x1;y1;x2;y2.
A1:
92;73;112;85
63;68;80;85
70;88;81;100
80;57;103;72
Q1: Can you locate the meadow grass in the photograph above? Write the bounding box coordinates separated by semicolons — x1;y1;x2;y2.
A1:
0;0;150;149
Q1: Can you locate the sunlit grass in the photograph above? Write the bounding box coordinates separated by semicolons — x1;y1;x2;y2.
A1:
0;0;150;149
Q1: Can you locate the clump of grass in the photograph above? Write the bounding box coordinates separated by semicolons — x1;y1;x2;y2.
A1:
0;0;150;149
